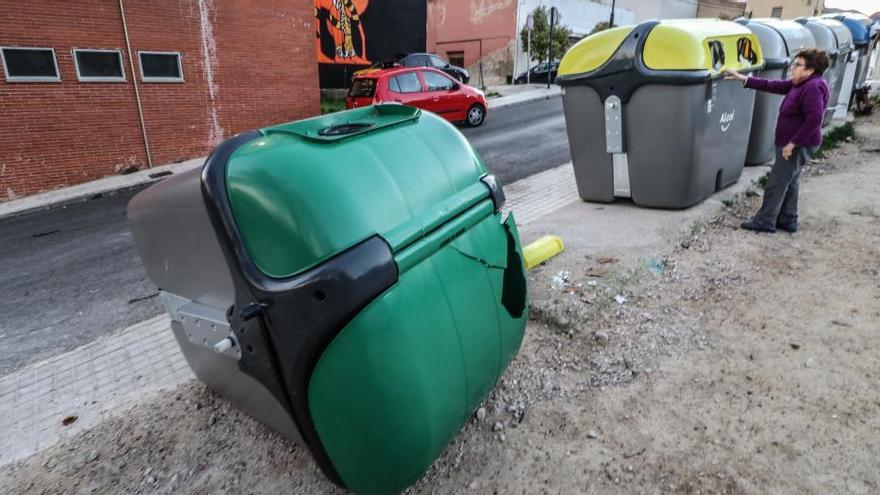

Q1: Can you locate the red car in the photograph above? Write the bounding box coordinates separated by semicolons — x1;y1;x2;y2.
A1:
346;67;488;127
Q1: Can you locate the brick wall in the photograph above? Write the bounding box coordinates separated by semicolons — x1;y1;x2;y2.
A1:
0;0;319;201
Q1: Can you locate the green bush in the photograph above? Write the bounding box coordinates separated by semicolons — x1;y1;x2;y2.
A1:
815;121;855;158
320;95;345;114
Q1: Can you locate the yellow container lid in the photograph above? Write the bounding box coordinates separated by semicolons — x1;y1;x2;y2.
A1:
558;19;764;78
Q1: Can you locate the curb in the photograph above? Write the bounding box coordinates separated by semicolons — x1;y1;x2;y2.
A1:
489;87;561;111
0;89;563;221
0;158;204;221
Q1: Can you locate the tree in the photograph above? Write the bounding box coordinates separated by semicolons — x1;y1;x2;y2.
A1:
589;21;614;36
520;6;571;65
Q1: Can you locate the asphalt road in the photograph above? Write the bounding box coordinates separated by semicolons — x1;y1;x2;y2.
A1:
0;186;161;375
462;94;570;185
0;95;571;375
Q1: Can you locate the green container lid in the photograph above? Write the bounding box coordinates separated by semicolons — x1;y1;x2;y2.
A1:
225;105;491;278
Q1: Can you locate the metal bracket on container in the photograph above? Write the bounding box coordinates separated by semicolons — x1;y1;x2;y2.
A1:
604;96;631;198
159;291;241;359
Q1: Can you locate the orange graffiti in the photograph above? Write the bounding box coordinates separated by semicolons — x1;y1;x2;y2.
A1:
315;0;371;65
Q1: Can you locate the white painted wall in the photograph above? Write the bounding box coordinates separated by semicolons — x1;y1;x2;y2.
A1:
597;0;699;22
513;0;635;78
512;0;700;79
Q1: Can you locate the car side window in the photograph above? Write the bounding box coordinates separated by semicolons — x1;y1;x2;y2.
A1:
422;70;454;91
391;72;422;93
429;56;447;68
403;55;426;67
389;76;401;93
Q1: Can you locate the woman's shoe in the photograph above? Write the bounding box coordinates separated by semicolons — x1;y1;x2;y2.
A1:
741;220;776;233
776;222;798;233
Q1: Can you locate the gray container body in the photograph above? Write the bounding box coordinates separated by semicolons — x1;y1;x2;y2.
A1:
798;18;853;125
127;168;303;444
562;78;756;209
739;19;816;165
826;21;855;116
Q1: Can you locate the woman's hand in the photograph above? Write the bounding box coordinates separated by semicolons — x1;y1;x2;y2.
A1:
723;69;747;82
782;142;796;160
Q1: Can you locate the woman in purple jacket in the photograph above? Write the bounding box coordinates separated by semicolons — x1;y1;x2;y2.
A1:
724;49;830;233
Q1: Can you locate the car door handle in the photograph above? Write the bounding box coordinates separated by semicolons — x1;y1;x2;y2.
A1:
433;97;439;101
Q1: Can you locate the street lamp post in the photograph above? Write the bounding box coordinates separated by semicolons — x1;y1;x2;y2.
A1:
548;7;557;89
610;0;616;28
526;14;533;84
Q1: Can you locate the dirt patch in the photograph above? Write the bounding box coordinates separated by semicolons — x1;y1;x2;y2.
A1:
3;116;880;494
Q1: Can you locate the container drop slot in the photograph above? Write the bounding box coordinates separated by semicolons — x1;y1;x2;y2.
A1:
737;38;758;65
709;41;726;71
318;123;375;136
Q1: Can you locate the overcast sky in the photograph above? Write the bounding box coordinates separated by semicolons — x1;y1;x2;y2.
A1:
825;0;880;15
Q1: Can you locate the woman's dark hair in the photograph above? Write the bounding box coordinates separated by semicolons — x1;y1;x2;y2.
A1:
795;48;830;75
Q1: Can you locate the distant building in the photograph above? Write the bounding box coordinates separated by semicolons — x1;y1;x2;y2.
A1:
744;0;825;19
697;0;747;20
427;0;702;87
1;1;319;202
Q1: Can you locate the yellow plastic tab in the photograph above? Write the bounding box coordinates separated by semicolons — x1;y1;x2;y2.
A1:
642;19;763;74
523;235;565;270
558;26;634;76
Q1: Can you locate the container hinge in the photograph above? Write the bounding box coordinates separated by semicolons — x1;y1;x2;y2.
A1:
159;291;241;359
604;96;631;198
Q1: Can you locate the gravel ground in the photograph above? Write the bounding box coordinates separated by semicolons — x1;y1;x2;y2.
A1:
2;114;879;494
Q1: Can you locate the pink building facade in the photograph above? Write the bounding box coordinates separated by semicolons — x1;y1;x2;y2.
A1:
427;0;518;86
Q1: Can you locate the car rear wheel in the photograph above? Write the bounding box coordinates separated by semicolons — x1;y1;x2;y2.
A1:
465;104;485;127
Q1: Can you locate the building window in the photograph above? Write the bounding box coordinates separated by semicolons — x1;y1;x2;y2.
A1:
73;49;125;82
447;51;464;69
138;51;183;82
770;7;783;18
1;47;60;82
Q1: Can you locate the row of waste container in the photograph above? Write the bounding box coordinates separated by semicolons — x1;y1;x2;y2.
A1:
125;14;876;495
557;14;877;208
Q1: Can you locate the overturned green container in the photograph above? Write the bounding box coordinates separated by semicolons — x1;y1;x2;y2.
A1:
127;105;528;494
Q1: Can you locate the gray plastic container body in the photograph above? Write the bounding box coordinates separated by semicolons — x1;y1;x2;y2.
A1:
797;19;843;124
562;78;756;209
825;20;855;116
127;168;303;444
798;18;853;124
739;19;816;165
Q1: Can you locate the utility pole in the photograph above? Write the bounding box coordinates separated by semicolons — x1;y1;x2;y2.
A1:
548;7;557;89
609;0;615;29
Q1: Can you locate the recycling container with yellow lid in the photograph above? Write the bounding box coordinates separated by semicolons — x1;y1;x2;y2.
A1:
127;104;528;494
556;19;764;208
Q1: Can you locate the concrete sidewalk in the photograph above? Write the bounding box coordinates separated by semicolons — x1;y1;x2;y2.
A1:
0;161;769;466
488;85;561;111
0;86;561;222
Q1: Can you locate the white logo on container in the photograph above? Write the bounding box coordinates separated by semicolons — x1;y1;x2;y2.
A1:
720;110;735;132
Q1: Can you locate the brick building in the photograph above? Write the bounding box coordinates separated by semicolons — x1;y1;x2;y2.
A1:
0;0;319;202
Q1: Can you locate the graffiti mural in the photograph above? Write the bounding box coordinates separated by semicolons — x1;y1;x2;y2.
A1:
315;0;370;64
315;0;426;88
